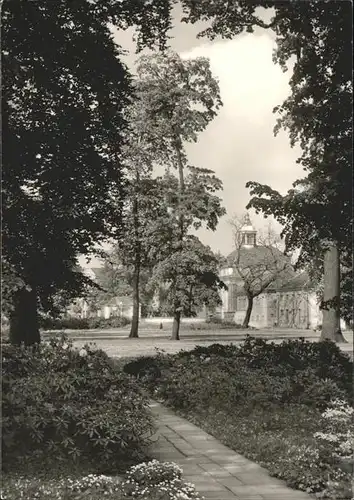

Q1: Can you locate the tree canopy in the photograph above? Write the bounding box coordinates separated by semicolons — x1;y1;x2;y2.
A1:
2;0;175;344
172;0;352;337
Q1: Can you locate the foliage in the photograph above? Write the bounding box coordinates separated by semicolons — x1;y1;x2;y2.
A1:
172;2;353;335
2;336;153;471
39;315;130;330
314;399;354;469
132;51;225;338
124;356;164;380
228;214;294;327
126;337;353;404
127;336;353;498
1;474;124;500
84;256;133;311
189;320;248;330
150;357;345;414
150;233;227;319
1;461;203;500
121;460;204;499
1;0;175;344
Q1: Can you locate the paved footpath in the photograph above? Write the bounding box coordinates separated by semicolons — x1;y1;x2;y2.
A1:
149;402;314;500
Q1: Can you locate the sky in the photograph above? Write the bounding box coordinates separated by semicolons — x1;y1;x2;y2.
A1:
80;7;304;268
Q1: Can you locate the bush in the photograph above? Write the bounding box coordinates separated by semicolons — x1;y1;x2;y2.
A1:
172;336;353;402
127;337;354;499
177;343;239;358
2;336;153;471
148;356;345;413
39;315;130;330
121;460;204;499
39;316;90;330
236;336;353;400
88;316;130;329
190;320;251;330
123;356;163;380
1;462;203;500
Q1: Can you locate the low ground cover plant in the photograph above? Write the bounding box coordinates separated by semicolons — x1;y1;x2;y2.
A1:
2;336;153;473
1;461;204;500
124;336;353;499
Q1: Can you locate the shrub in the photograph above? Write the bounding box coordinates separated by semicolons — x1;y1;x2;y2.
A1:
314;399;354;469
87;316;130;329
127;337;353;500
2;336;154;471
121;460;204;499
177;343;239;358
273;400;354;498
39;315;130;331
190;320;248;330
1;462;204;500
39;316;90;330
123;356;163;380
144;354;346;413
236;337;352;396
174;337;353;402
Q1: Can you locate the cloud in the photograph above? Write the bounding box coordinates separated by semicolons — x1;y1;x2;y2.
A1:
81;23;304;268
179;34;303;254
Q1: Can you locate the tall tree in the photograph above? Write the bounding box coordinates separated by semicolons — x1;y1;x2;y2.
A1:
118;175;169;337
2;0;173;345
150;234;226;332
229;215;292;328
148;170;226;339
118;85;178;338
134;51;224;338
175;1;352;342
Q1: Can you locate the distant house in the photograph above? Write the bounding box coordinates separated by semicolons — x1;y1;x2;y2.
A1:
95;295;137;320
66;267;139;320
217;216;322;329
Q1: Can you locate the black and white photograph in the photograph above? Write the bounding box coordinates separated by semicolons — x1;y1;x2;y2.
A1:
1;1;353;499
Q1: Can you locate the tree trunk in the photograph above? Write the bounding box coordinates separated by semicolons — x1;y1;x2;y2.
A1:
171;310;181;340
242;295;253;328
9;287;40;345
129;263;140;338
171;133;185;340
129;184;140;339
320;243;346;342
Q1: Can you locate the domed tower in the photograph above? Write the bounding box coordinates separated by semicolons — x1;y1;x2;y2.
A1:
239;212;257;248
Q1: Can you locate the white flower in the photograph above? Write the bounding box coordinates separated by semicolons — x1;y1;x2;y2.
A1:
79;348;88;357
62;343;69;350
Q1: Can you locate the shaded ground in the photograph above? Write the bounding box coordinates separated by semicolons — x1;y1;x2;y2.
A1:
42;326;353;359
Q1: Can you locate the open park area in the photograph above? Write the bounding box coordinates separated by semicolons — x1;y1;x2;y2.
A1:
47;324;354;359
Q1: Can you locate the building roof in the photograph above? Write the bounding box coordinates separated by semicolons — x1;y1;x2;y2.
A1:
222;245;312;294
226;245;290;268
277;271;314;292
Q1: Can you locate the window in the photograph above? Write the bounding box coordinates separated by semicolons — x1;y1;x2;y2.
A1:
246;234;255;246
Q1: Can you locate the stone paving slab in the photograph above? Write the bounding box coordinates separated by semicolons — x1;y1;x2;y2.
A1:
149;402;314;500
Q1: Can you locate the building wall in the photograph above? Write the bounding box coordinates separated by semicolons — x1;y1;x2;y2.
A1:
234;294;269;328
221;285;322;330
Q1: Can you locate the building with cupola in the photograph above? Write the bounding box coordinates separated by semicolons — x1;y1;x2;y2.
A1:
217;214;322;329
